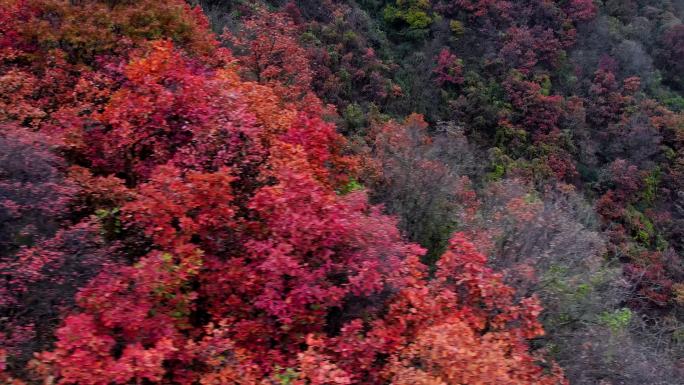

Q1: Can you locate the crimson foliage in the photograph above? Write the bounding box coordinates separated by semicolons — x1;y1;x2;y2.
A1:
0;1;565;384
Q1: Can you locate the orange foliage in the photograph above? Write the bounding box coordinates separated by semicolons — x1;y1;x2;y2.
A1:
0;1;565;384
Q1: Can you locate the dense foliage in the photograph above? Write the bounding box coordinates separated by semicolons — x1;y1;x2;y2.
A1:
1;0;683;384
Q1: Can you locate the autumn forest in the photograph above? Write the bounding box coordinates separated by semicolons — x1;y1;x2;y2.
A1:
1;0;684;384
